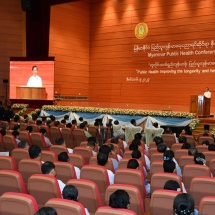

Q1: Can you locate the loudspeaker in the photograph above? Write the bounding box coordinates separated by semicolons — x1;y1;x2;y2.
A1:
3;79;8;84
21;0;32;11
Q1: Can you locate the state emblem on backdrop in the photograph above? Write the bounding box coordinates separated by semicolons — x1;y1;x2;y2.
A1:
135;23;148;39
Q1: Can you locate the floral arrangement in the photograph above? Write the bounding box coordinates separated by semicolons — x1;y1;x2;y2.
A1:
42;105;196;119
12;104;29;109
189;119;200;130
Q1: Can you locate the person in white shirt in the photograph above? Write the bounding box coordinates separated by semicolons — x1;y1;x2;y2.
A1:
27;65;42;87
97;152;114;184
204;87;211;98
62;185;90;215
55;137;73;153
86;137;97;156
41;161;65;193
29;144;42;161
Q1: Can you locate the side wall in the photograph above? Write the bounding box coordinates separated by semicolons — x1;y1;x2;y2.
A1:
49;1;90;106
89;0;215;112
0;1;25;102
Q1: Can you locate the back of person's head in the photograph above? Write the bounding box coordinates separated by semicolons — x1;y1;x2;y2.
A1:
64;115;69;120
40;128;46;135
61;119;66;124
163;150;174;161
18;140;28;148
208;144;215;151
28;145;41;159
164;180;180;191
202;140;210;146
49;115;56;122
62;184;78;201
109;190;130;209
163;160;176;173
131;149;141;159
46;120;52;127
165;127;172;134
173;193;194;215
129;142;139;151
194;153;206;165
79;117;83;122
181;143;191;149
0;128;6;136
204;124;210;131
110;137;117;143
14;115;20;122
99;145;111;156
66;123;72;128
178;136;187;144
26;125;33;133
54;121;60;127
58;152;69;162
71;119;77;125
36;120;42;126
188;148;198;156
34;207;57;215
114;120;119;125
127;159;139;169
55;137;65;145
41;161;55;174
157;143;167;153
97;152;108;166
13;124;20;131
12;130;19;138
134;133;142;140
32;114;38;121
79;123;85;129
153;136;163;146
153;122;158;128
130;119;136;125
87;136;96;149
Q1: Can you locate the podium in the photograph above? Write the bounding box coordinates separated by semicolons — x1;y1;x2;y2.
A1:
16;87;46;100
190;95;211;117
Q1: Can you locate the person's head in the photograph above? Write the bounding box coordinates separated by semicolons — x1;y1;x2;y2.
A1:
32;65;38;77
153;122;158;128
49;115;56;122
79;123;85;129
87;137;96;150
134;133;142;140
194;153;206;165
130;119;136;126
64;115;69;121
173;193;194;215
163;150;174;161
66;123;72;128
24;114;28;120
163;160;176;173
61;119;66;124
14;115;20;122
71;119;77;125
178;136;187;144
188;148;198;156
36;119;42;126
12;130;19;138
97;152;108;166
79;117;83;122
131;149;141;159
129;142;139;151
34;207;57;215
109;190;130;209
32;114;38;121
99;145;111;156
127;159;139;169
26;125;33;133
204;124;210;132
202;140;210;146
13;124;20;131
41;161;56;176
208;144;215;151
0;129;6;136
46;120;52;127
54;121;60;127
62;185;78;201
153;136;163;146
28;144;41;159
58;152;69;162
18;140;29;149
164;180;180;191
40;128;46;135
165;127;172;134
181;143;191;149
114;120;119;125
157;143;167;153
55;137;65;146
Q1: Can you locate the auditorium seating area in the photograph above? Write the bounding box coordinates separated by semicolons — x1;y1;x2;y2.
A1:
1;119;215;215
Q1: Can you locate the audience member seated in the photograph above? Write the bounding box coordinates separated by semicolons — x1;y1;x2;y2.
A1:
127;159;150;195
164;127;178;143
164;150;182;177
134;133;148;153
163;160;186;193
178;136;187;144
58;152;80;179
41;161;65;193
62;185;90;215
0;128;6;136
87;137;97;156
80;123;92;139
154;136;164;146
13;124;20;132
99;145;118;171
12;130;20;145
36;119;42;127
163;180;181;192
109;144;122;161
18;140;29;149
34;206;57;215
97;152;114;184
157;143;167;153
109;190;130;210
26;125;33;134
202;140;210;146
64;115;70;123
66;123;72;129
55;137;73;153
71;120;77;130
40;128;52;147
60;119;66;127
181;143;191;149
23;114;29;123
29;144;42;161
173;193;198;215
188;148;198;156
208;144;215;151
112;135;127;151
